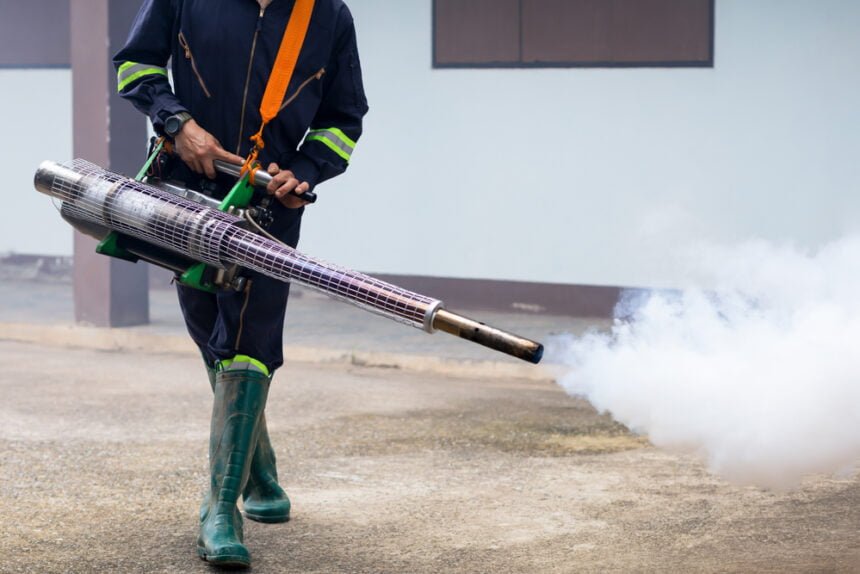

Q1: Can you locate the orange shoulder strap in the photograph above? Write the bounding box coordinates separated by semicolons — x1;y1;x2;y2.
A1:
243;0;316;177
259;0;316;126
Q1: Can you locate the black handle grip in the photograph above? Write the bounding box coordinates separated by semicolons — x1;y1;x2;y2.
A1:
292;189;317;204
213;159;317;204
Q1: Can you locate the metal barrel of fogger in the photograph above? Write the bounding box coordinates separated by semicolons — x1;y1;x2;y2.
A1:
34;159;543;364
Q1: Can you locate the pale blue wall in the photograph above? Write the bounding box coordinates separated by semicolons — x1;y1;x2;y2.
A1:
302;0;860;288
1;70;72;256
3;1;859;289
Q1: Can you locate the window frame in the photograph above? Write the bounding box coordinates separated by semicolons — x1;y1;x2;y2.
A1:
432;0;715;69
0;0;70;69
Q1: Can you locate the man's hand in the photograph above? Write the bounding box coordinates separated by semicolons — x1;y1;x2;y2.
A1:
266;163;311;209
174;119;245;179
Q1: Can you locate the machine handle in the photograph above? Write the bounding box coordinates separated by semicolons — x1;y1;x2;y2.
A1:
214;160;318;204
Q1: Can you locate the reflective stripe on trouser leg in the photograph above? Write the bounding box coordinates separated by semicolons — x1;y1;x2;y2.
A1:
218;355;270;377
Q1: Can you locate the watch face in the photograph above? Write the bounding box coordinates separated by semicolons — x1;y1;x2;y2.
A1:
165;116;180;136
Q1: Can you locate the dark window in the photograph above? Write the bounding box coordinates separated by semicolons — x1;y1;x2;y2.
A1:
433;0;714;68
0;0;70;68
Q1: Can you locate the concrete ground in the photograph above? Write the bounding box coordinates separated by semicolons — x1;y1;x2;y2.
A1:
0;278;859;573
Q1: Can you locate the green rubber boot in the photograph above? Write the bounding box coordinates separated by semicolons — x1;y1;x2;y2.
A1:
205;364;291;524
241;419;291;523
197;369;270;569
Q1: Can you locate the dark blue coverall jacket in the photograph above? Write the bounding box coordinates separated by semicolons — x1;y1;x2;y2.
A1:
114;0;369;372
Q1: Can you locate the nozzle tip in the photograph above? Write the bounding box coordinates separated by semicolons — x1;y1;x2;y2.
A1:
529;344;544;364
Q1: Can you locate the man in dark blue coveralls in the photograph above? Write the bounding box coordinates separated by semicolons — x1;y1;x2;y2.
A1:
114;0;368;567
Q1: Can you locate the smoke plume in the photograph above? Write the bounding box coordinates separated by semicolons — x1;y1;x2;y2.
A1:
551;236;860;488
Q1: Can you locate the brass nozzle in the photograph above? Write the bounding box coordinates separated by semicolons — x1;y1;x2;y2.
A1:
432;309;544;364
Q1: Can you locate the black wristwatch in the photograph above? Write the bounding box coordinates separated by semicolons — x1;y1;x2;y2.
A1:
164;112;192;138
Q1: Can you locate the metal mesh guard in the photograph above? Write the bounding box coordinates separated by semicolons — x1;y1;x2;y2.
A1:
39;159;442;331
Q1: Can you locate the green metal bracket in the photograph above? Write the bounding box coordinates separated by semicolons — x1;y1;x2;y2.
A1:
136;139;164;181
179;262;217;293
218;169;255;212
95;232;139;263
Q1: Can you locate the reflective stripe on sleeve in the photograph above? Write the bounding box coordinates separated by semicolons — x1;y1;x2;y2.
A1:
305;127;356;162
117;61;168;92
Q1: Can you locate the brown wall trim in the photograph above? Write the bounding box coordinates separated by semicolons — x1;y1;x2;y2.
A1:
5;257;633;319
155;267;628;318
373;274;630;318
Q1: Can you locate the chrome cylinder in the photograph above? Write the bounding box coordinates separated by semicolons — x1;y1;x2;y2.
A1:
34;159;440;330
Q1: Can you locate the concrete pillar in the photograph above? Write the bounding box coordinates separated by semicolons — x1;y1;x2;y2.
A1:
70;0;149;326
